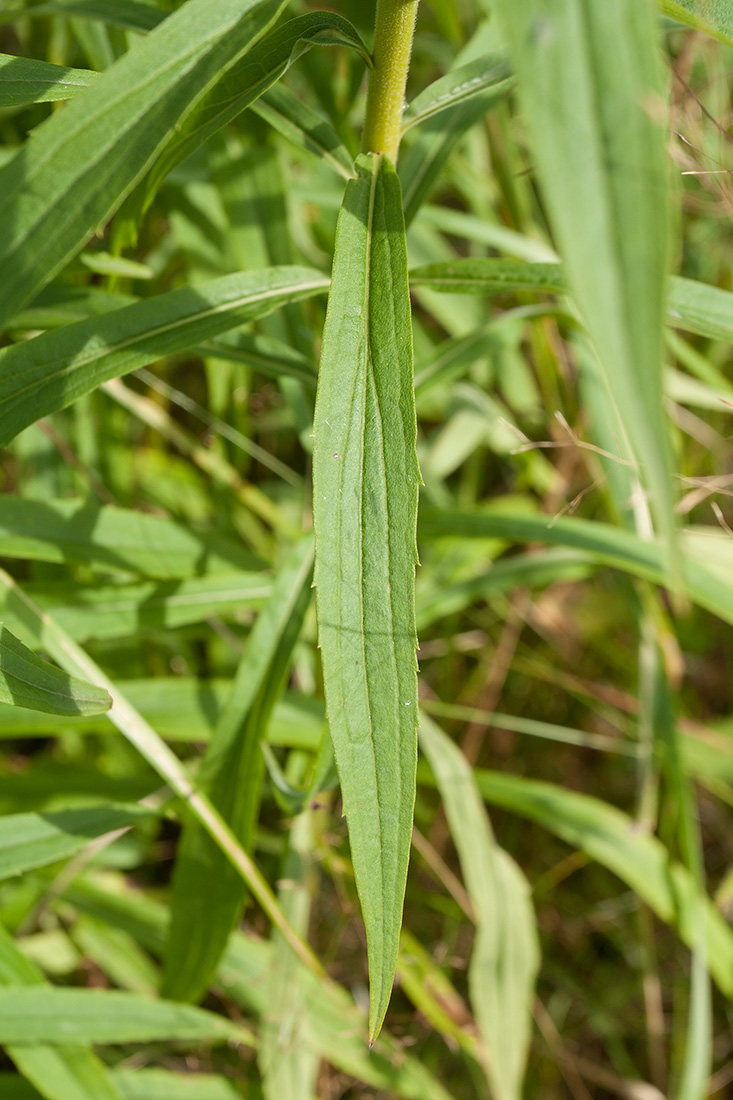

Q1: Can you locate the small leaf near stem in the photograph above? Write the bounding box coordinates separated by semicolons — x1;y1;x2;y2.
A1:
362;0;420;163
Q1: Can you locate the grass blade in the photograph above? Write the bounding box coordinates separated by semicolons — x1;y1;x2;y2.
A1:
493;0;677;577
0;265;328;446
419;716;539;1100
467;770;733;1000
312;153;419;1041
0;497;260;579
0;923;122;1100
0;0;290;328
0;805;151;880
0;1;165;32
0;625;110;715
162;536;314;1002
419;508;733;626
0;988;249;1046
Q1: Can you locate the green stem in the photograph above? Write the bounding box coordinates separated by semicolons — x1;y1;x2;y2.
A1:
362;0;420;164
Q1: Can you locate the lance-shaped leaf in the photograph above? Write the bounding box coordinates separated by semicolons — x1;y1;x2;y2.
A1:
0;54;95;107
0;1;166;32
162;536;314;1003
0;0;290;329
0;265;328;446
492;0;677;575
252;84;355;179
312;153;419;1041
0;625;110;715
419;716;539;1100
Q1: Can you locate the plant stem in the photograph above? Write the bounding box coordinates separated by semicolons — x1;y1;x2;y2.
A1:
362;0;420;164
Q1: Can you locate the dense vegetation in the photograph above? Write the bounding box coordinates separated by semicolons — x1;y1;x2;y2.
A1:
0;0;732;1097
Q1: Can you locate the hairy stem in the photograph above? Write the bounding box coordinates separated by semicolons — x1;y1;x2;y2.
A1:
362;0;420;163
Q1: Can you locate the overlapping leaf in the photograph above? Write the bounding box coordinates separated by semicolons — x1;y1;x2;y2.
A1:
0;0;290;328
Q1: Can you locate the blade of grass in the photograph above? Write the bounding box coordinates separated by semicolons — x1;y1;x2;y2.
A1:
0;0;290;328
312;153;419;1041
162;536;314;1003
0;805;152;880
419;715;539;1100
492;0;678;582
0;921;122;1100
0;568;325;983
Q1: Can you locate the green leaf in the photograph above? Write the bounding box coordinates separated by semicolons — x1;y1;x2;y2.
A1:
419;717;539;1100
468;769;733;1001
0;922;123;1100
0;1;165;32
0;0;290;329
0;266;328;446
409;258;565;294
162;536;314;1003
400;88;510;227
0;988;248;1046
0;804;151;880
116;12;370;242
419;508;733;626
312;153;419;1042
252;83;355;180
402;53;513;134
0;572;272;644
0;625;111;715
492;0;677;577
0;54;95;106
0;498;260;578
660;0;733;46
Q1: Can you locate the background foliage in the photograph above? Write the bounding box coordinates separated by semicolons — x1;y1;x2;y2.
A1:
0;0;732;1097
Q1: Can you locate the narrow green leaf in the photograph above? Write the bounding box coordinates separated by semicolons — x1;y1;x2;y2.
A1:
0;54;95;106
410;258;565;294
419;717;539;1100
312;153;419;1041
0;266;328;446
0;804;151;880
419;508;733;626
0;922;123;1100
660;0;733;46
400;89;510;227
252;83;355;179
259;812;319;1100
402;54;513;134
0;1;165;32
492;0;677;576
0;498;260;579
0;625;111;715
469;769;733;1000
0;988;248;1046
0;572;272;644
116;13;369;241
162;536;314;1003
0;0;290;328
